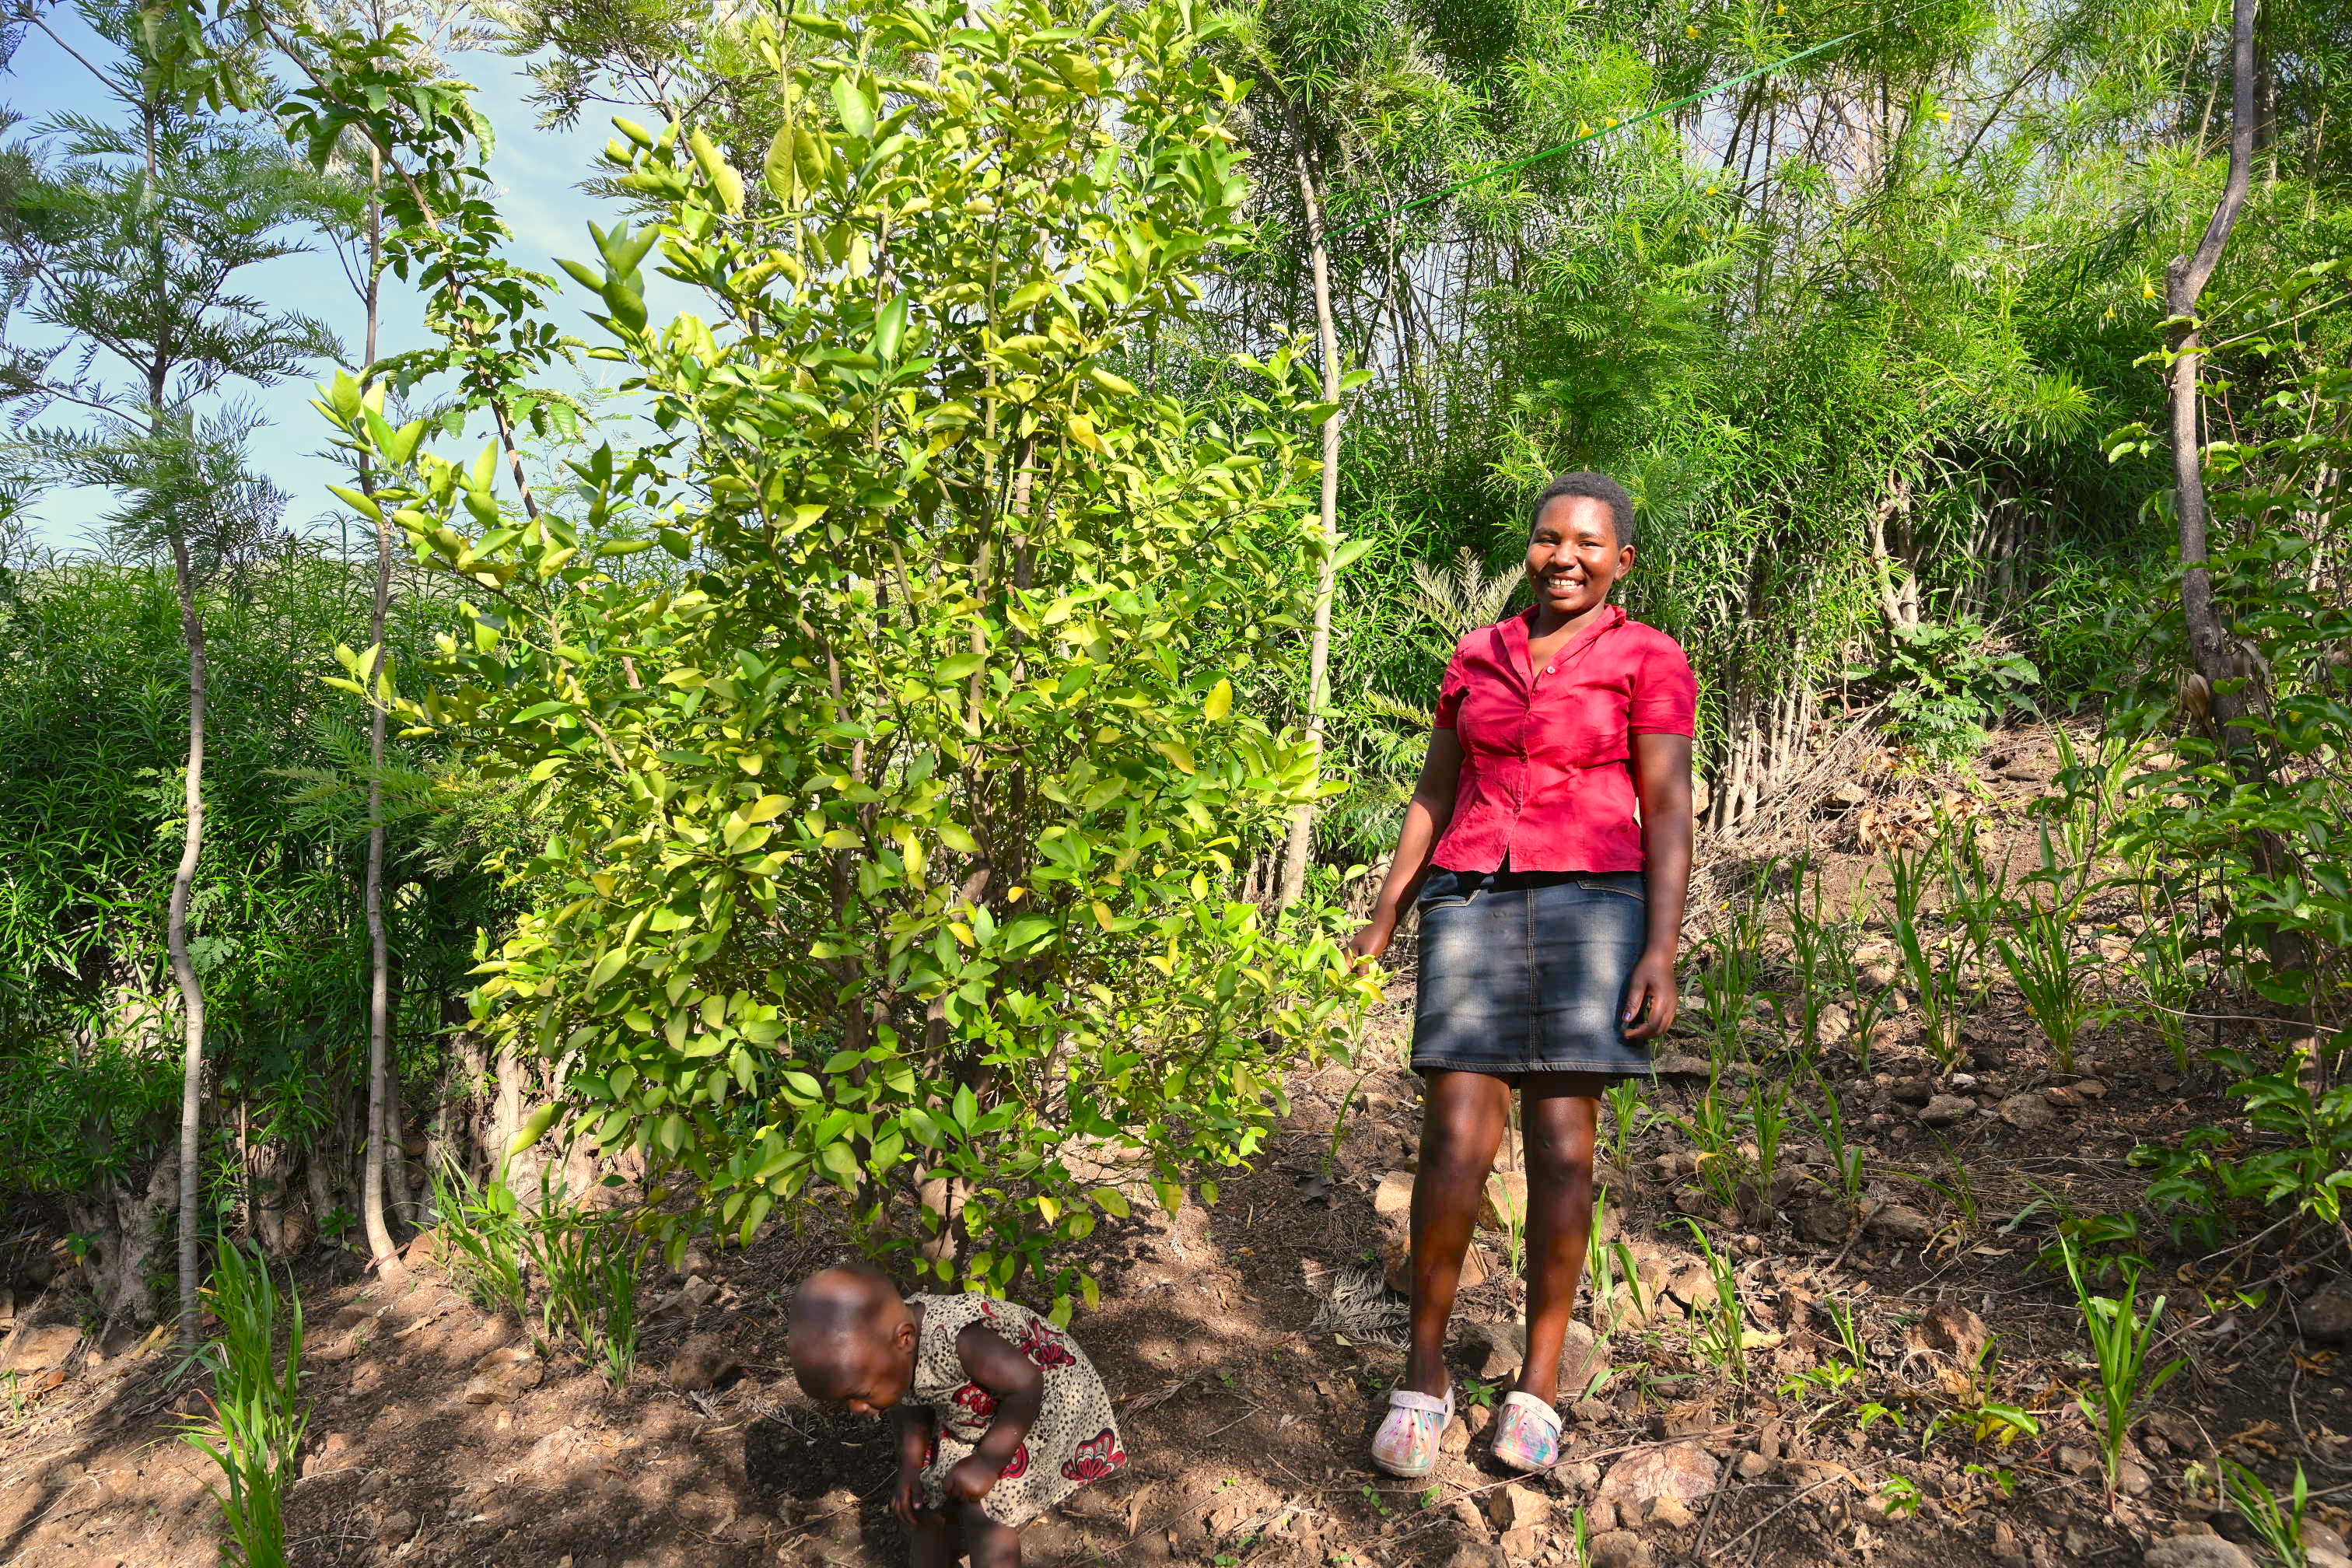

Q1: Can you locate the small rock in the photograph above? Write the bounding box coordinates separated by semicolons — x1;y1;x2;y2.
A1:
2067;1524;2104;1557
679;1274;720;1310
1457;1318;1527;1381
1443;1544;1506;1568
1907;1301;1990;1365
461;1345;544;1405
2140;1410;2200;1455
1484;1484;1545;1534
2074;1079;2109;1099
1562;1460;1603;1493
2119;1459;2153;1497
2300;1283;2352;1346
2144;1540;2257;1568
1386;1235;1491;1295
2307;1522;2350;1557
1440;1416;1471;1457
1482;1171;1529;1232
1919;1094;1976;1125
1466;1402;1493;1438
680;1245;716;1279
1587;1531;1654;1568
1499;1526;1542;1560
1999;1093;2058;1131
2;1323;81;1374
1653;1055;1711;1079
1649;1494;1696;1529
2056;1444;2098;1476
1665;1265;1718;1309
1735;1451;1773;1480
2045;1085;2085;1109
300;1432;354;1479
1374;1171;1416;1219
1794;1195;1852;1244
1596;1440;1720;1513
377;1509;418;1549
1992;1520;2025;1563
1816;1004;1854;1044
1571;1398;1613;1427
1865;1203;1935;1244
1888;1076;1934;1107
668;1331;738;1392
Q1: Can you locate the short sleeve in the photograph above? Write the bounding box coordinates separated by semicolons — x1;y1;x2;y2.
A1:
1431;645;1470;730
1627;635;1697;736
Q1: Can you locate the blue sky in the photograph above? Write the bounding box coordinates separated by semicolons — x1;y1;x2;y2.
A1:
5;10;629;550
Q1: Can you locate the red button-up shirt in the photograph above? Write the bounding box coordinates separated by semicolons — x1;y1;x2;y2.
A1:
1430;606;1696;874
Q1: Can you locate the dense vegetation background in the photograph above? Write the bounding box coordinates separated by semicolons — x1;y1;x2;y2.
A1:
0;0;2343;1365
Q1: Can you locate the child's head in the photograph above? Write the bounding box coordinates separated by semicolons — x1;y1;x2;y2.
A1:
787;1262;918;1416
1527;471;1636;617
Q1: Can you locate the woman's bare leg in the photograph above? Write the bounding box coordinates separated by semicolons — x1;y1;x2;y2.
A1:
1517;1075;1605;1404
1404;1069;1511;1397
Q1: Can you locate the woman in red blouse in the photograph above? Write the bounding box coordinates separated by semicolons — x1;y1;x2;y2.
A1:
1349;471;1696;1479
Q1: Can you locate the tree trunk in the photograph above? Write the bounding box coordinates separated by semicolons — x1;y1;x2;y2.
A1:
360;170;402;1272
166;529;209;1351
1277;147;1343;908
2168;0;2258;735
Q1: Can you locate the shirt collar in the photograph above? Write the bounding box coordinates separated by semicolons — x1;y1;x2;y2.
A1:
1503;604;1626;677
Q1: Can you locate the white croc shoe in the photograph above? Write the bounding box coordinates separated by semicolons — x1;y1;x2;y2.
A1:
1370;1387;1454;1478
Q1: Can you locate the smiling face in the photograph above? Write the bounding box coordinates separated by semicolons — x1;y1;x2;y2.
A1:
1526;494;1634;621
793;1317;919;1417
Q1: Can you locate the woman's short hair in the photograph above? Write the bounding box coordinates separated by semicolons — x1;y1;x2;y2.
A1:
1532;471;1635;548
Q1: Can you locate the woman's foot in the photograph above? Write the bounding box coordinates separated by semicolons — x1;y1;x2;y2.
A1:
1489;1391;1561;1472
1370;1387;1453;1478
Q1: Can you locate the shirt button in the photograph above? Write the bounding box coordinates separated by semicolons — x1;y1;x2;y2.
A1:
1545;666;1556;674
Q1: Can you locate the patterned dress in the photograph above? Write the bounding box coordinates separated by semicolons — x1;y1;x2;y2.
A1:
906;1293;1128;1528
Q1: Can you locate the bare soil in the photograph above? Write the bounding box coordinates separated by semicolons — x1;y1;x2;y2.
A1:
4;724;2349;1568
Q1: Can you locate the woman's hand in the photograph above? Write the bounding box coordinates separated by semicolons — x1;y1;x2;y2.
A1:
892;1465;926;1527
944;1454;1003;1504
1621;948;1678;1041
1347;917;1396;968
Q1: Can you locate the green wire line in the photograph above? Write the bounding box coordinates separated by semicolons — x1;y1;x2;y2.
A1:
1328;0;1950;240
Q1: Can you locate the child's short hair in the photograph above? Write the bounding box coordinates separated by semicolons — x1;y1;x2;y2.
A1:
1532;471;1636;548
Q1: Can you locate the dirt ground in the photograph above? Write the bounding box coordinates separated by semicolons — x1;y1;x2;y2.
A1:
4;723;2350;1568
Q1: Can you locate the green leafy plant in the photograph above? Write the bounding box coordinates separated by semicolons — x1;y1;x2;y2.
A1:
2060;1237;2185;1499
1682;1220;1748;1379
1875;1473;1925;1518
319;0;1376;1313
1602;1078;1648;1178
2220;1458;2309;1568
180;1241;310;1568
1852;616;2039;762
1994;899;2098;1074
1804;1076;1868;1211
1887;842;1965;1069
428;1158;527;1320
2139;1052;2352;1244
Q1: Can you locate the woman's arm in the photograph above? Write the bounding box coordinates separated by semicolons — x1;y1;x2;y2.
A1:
1622;732;1694;1039
941;1324;1045;1503
1349;727;1465;964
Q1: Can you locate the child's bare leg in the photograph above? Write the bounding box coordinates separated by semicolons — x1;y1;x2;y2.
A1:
908;1505;959;1568
961;1503;1020;1568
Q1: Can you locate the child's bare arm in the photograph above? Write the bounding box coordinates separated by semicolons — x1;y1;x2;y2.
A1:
943;1324;1045;1501
893;1405;935;1524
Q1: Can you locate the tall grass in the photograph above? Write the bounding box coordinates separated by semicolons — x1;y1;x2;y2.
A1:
181;1241;309;1568
2061;1237;2184;1499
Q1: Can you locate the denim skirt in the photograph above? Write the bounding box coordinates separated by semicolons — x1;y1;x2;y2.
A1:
1410;867;1654;1078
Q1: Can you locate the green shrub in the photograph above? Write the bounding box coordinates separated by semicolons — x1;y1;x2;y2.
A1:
323;0;1373;1313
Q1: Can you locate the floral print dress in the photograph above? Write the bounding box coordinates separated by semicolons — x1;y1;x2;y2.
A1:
907;1293;1128;1528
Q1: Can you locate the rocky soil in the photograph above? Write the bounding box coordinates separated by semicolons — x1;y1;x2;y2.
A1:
3;724;2350;1568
